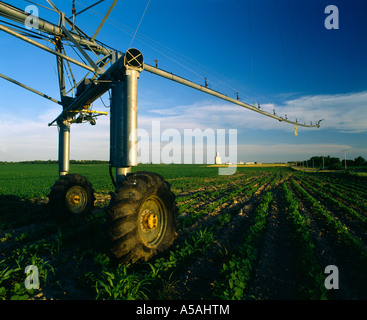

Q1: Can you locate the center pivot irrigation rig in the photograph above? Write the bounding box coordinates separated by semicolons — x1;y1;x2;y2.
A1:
0;1;322;264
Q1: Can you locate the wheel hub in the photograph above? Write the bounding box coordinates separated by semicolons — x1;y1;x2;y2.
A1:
70;195;80;204
138;196;167;248
141;210;158;231
65;186;87;214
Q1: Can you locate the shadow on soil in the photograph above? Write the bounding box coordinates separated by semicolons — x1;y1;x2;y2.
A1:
0;195;51;228
0;194;111;300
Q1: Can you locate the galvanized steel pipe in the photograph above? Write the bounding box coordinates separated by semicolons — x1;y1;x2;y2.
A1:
0;1;110;56
143;63;318;128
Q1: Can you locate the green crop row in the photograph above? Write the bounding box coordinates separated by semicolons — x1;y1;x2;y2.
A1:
282;182;327;300
171;171;259;194
177;173;272;229
212;191;273;300
291;179;367;265
303;175;367;214
177;176;252;213
297;178;367;227
311;173;367;198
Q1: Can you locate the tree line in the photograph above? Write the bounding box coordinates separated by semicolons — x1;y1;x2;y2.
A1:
0;160;109;165
289;156;367;170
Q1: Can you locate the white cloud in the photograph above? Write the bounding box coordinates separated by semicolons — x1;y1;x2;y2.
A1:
0;112;58;161
281;91;367;133
0;109;110;161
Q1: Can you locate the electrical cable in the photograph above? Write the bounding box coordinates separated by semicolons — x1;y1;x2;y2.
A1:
127;0;151;50
247;0;255;106
74;1;269;106
286;0;317;123
273;0;296;121
109;165;116;187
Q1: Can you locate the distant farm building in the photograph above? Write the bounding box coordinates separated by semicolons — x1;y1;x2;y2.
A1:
215;152;222;164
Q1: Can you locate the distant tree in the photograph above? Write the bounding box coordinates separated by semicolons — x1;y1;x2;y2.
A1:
310;156;323;168
354;156;366;166
327;157;342;170
346;159;354;167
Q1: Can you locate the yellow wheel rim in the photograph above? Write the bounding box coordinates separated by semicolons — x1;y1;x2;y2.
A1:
65;186;88;214
138;196;167;248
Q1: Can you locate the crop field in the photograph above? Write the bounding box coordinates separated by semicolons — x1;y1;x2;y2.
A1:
0;163;367;300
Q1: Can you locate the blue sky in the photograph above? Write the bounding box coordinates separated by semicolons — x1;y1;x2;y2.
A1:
0;0;366;163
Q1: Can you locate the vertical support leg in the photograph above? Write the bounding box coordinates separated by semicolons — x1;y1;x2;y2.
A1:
58;119;70;176
116;167;131;179
110;68;140;185
124;69;139;167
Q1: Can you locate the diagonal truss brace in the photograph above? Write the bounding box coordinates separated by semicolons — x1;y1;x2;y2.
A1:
61;25;100;73
0;23;95;72
0;72;61;105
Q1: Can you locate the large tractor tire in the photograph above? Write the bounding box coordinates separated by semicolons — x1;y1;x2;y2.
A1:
106;171;177;265
49;173;95;217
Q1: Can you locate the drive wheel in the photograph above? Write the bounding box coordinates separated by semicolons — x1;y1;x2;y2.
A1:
49;173;95;216
106;171;177;265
